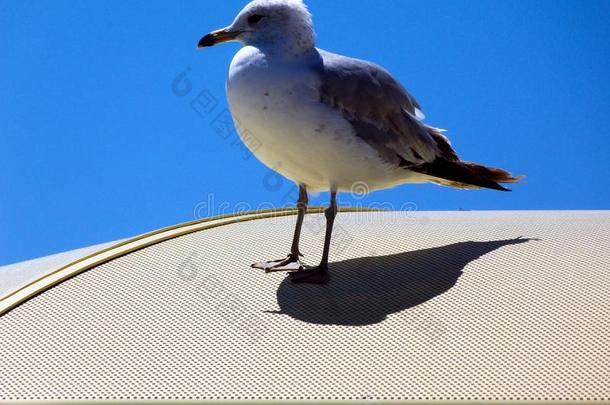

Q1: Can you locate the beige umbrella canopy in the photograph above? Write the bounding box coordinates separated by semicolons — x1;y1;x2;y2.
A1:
1;209;609;402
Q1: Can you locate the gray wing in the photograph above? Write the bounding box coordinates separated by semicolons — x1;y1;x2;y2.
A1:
316;49;458;166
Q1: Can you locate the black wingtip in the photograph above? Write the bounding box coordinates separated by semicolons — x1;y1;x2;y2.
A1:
496;184;512;192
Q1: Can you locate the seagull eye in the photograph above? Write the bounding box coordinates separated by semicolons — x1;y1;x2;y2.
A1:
247;14;264;25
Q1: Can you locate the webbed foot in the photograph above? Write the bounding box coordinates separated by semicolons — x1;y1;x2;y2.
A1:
251;254;305;273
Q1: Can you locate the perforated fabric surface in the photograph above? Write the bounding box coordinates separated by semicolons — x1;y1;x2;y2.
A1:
0;240;122;297
0;211;609;402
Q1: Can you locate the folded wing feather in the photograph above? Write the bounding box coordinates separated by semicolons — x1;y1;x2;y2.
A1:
315;49;522;191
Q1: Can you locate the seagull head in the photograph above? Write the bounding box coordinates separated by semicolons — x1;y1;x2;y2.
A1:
198;0;315;56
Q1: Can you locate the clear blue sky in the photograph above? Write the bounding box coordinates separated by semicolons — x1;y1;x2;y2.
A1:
1;0;609;265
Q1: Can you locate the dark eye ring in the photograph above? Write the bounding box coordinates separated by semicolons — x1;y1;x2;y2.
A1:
247;14;264;25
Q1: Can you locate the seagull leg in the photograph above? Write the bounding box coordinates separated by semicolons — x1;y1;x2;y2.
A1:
251;185;308;273
289;190;336;284
289;185;308;258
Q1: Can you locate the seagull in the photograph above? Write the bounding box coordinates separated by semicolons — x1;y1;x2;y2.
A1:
198;0;522;284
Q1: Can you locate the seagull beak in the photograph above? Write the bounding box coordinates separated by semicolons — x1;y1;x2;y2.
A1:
197;28;241;48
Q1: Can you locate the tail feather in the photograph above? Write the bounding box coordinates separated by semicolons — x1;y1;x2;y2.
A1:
412;159;524;192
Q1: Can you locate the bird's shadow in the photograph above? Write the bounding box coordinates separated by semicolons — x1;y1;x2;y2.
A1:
270;238;532;326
